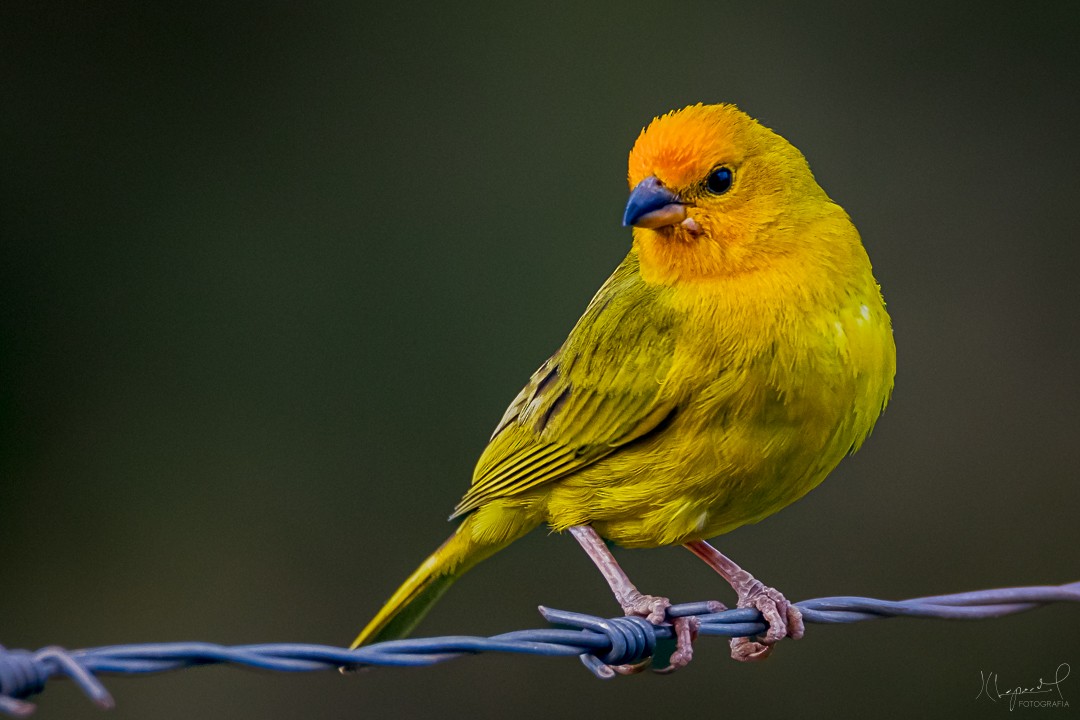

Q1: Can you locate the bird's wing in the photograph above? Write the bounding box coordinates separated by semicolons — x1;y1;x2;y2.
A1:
451;253;679;518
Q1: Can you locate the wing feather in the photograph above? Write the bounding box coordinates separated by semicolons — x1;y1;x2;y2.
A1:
452;253;680;519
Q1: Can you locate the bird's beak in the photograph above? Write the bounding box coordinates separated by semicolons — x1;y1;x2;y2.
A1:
622;176;686;228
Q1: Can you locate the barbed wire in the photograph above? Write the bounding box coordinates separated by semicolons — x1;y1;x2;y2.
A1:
2;581;1077;716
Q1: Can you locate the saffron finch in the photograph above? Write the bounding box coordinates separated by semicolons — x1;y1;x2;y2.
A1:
349;103;896;671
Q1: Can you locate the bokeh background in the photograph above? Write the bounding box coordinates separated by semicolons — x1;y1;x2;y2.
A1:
3;3;1079;718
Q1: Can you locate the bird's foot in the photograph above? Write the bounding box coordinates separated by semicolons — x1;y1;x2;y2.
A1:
653;615;700;674
607;591;670;674
730;580;804;662
614;592;715;673
567;527;709;674
618;590;670;625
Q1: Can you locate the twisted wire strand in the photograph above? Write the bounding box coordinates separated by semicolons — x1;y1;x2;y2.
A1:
2;581;1077;716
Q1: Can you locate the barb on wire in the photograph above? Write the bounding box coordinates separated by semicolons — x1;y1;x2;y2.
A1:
2;581;1077;716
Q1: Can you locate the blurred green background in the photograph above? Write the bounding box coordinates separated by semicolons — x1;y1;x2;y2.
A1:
2;2;1078;718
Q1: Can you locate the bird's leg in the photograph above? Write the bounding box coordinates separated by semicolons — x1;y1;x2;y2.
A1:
569;525;698;673
684;539;804;662
569;525;668;623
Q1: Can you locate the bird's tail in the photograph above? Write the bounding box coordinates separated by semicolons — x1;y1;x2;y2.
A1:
350;513;518;648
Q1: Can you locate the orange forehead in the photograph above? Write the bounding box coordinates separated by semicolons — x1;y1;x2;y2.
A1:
627;103;752;189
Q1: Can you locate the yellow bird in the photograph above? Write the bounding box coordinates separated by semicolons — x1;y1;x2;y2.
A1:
349;103;896;671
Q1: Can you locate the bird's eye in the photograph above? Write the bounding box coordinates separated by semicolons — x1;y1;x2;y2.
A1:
705;166;733;195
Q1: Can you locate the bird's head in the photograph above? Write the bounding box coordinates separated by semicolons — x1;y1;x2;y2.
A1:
625;103;832;284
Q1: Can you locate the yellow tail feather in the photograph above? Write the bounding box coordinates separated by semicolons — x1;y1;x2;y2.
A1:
350;514;513;648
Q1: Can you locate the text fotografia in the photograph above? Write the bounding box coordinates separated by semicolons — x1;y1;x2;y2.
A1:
976;663;1070;711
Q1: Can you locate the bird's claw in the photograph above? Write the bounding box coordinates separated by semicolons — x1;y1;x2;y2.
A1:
653;615;700;674
617;593;701;673
619;591;671;626
610;660;650;675
729;581;804;662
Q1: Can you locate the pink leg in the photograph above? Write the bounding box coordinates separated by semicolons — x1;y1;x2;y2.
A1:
685;540;804;662
570;525;699;672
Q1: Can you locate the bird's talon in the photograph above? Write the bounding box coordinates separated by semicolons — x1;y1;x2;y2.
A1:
787;603;805;640
615;596;701;673
621;592;671;626
653;615;698;673
611;661;649;675
730;636;773;662
732;581;803;658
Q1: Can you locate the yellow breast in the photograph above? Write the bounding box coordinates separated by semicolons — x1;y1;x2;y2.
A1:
544;215;896;547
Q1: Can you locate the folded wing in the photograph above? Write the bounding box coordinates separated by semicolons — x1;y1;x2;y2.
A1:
452;254;680;518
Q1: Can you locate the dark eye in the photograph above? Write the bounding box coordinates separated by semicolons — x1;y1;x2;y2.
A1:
705;166;733;195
